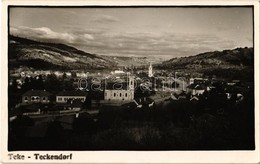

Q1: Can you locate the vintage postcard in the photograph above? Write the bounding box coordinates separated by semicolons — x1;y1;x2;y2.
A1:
1;0;259;163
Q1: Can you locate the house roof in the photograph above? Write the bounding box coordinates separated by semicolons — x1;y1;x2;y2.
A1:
190;96;200;101
134;97;154;104
172;92;187;99
187;84;206;90
22;90;51;97
54;99;83;107
56;90;87;96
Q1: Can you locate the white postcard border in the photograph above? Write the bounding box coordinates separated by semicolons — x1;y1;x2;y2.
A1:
1;0;259;163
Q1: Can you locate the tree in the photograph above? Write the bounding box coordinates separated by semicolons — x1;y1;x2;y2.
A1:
83;95;92;110
22;77;31;91
62;72;67;80
45;73;62;91
36;75;44;90
10;79;18;92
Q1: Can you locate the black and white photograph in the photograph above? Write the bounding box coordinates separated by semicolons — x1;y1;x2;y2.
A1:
1;0;260;163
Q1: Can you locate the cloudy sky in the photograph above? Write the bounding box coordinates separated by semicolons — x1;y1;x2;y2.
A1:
10;7;253;59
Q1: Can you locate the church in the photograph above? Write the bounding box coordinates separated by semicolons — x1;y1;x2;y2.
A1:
104;73;135;101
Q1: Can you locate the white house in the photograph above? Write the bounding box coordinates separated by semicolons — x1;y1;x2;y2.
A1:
22;90;51;104
114;70;125;74
104;90;134;101
56;91;87;103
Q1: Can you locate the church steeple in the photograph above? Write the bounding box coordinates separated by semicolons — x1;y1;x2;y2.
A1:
148;63;153;77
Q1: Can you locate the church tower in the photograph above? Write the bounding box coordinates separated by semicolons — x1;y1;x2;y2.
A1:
148;63;153;77
127;73;134;90
127;73;135;100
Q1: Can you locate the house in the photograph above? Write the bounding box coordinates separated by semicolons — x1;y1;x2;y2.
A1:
133;97;154;109
133;99;143;108
236;93;244;103
22;89;51;104
206;84;215;91
171;92;187;100
187;84;206;96
148;92;171;106
224;86;236;99
56;91;87;103
69;99;84;110
189;78;195;85
171;93;178;100
54;99;83;113
189;78;205;85
227;80;241;86
190;95;200;102
114;70;125;74
104;90;134;101
224;86;244;102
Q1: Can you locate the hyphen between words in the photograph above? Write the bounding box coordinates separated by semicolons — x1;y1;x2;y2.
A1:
8;153;72;160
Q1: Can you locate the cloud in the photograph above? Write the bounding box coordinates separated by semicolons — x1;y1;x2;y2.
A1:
64;26;108;35
76;31;236;58
10;25;236;59
83;34;94;40
90;15;120;23
10;26;94;44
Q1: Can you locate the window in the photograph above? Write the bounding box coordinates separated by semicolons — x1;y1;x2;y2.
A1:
114;93;116;97
125;93;127;97
24;97;28;100
43;97;46;101
31;96;40;101
58;97;62;101
120;93;122;97
35;96;40;101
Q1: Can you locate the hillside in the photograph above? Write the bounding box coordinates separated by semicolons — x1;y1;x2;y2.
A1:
8;35;162;71
101;56;164;67
8;35;254;81
158;47;254;80
8;35;117;71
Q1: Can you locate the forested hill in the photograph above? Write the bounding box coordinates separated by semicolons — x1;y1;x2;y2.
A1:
157;47;254;80
8;35;161;71
8;35;117;70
